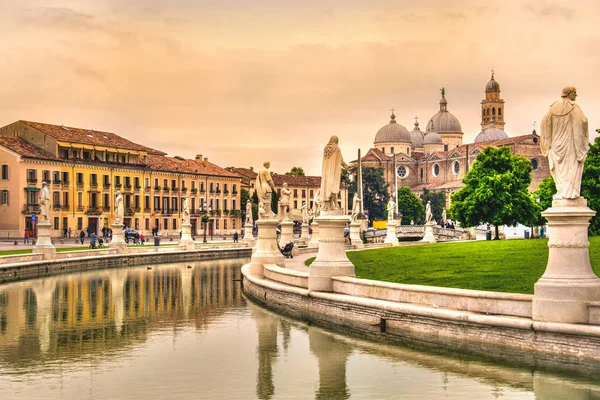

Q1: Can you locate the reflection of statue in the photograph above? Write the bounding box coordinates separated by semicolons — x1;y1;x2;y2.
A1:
387;197;396;222
278;182;291;221
320;136;349;212
351;193;362;223
39;181;50;221
256;161;276;218
312;189;322;218
182;197;190;224
301;201;310;224
425;200;433;223
442;208;447;222
540;86;589;199
114;191;124;225
245;201;253;226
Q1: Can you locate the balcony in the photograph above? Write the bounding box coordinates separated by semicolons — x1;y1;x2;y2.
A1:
61;205;70;211
102;206;111;212
115;184;122;190
22;204;40;214
209;190;215;194
90;182;99;190
200;188;206;194
102;183;111;190
134;206;141;213
125;208;135;216
144;207;151;213
163;208;173;215
232;190;238;195
86;206;102;215
181;187;187;193
62;181;70;187
223;190;229;195
134;185;141;191
145;186;151;192
191;209;201;216
124;185;132;192
76;182;84;189
191;188;198;194
77;205;84;212
216;189;221;194
27;178;38;185
53;203;62;211
52;180;62;186
163;187;170;193
154;186;161;191
171;187;179;192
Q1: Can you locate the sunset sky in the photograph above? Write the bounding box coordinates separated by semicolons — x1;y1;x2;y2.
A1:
1;0;599;175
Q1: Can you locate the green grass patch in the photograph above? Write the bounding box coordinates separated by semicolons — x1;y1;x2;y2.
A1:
306;237;600;294
56;246;92;252
0;249;33;256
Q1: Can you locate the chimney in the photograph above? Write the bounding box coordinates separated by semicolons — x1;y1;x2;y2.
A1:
203;157;208;162
195;154;203;161
249;166;254;172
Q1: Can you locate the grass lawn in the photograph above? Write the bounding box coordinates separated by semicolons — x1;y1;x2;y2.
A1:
306;237;600;294
0;249;33;256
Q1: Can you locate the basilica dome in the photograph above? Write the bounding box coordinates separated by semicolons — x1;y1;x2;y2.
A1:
485;74;500;92
409;119;424;148
374;113;411;144
426;95;462;134
423;131;442;145
474;126;508;143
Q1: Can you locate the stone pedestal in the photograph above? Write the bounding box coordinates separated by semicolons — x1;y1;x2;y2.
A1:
242;223;256;246
384;220;399;246
279;220;294;246
532;197;600;324
308;222;320;248
308;212;355;292
349;221;363;249
109;223;127;253
32;221;55;260
420;222;437;243
178;223;194;250
300;222;311;244
248;218;285;276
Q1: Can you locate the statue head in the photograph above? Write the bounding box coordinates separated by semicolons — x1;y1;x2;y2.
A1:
561;86;577;101
283;182;288;188
328;136;339;145
116;190;121;196
42;181;48;187
263;161;270;168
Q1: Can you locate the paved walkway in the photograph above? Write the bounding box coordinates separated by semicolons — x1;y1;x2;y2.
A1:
284;250;314;273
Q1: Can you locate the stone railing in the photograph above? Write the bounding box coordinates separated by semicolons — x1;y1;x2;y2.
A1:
396;225;425;239
433;226;465;239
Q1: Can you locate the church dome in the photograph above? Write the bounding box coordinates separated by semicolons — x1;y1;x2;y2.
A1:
474;125;508;143
374;112;411;144
426;92;462;133
423;131;442;145
485;73;500;92
409;119;424;148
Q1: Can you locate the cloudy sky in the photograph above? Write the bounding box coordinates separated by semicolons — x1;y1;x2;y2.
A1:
1;0;599;175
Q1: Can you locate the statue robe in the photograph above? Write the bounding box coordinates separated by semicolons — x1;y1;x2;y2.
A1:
320;147;344;207
255;167;274;215
540;99;589;199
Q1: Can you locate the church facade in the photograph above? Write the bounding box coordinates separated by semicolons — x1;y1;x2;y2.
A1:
355;74;550;207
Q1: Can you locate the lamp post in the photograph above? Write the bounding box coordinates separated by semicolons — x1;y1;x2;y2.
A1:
208;205;213;241
201;204;209;243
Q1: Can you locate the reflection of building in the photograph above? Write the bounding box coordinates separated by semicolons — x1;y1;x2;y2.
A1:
227;167;348;219
0;121;242;238
354;74;550;206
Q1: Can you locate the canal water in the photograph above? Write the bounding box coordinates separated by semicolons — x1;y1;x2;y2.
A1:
0;259;599;400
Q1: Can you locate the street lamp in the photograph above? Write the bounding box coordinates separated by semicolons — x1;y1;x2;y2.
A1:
208;205;213;241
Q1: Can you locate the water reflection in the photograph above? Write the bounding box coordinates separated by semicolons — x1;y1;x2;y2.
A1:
0;261;599;399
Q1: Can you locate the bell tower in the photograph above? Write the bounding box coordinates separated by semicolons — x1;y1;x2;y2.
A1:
481;70;505;131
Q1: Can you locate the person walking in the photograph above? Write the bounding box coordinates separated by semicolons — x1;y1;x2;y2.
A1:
63;227;68;238
68;227;72;238
89;232;97;249
24;229;29;245
233;232;239;243
79;230;85;245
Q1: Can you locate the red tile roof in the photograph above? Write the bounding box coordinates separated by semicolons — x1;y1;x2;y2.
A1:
0;136;60;160
20;120;166;155
147;155;239;178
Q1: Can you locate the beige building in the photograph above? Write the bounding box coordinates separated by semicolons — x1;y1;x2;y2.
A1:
0;121;241;239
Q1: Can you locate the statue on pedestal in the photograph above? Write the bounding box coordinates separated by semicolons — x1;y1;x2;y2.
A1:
425;200;433;223
351;193;362;223
312;189;322;218
387;197;396;222
245;201;254;226
301;201;310;224
256;161;276;218
114;191;124;225
320;136;349;211
182;197;190;224
540;86;589;199
39;181;50;222
442;208;447;222
278;182;291;221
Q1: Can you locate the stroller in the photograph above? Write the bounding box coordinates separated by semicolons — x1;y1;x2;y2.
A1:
278;241;295;259
97;238;106;249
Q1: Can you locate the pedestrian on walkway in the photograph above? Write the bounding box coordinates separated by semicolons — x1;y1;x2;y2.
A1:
79;230;85;245
68;227;72;238
233;232;239;243
24;229;29;245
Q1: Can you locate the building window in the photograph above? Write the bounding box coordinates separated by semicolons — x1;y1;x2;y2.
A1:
1;190;8;205
232;199;237;210
531;158;539;170
224;219;227;230
302;189;306;198
172;218;177;229
77;173;84;185
452;160;460;175
293;189;298;197
310;190;314;198
53;217;59;230
77;217;83;230
294;200;298;209
135;218;140;230
78;192;83;207
154;218;159;230
432;163;440;177
27;169;37;182
396;166;408;179
232;184;237;193
145;218;150;230
163;219;168;230
42;170;50;182
232;219;236;229
216;219;220;230
382;147;385;154
444;144;448;152
390;147;394;154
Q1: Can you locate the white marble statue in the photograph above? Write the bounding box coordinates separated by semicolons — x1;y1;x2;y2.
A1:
312;189;322;218
442;208;447;222
182;197;190;224
245;201;253;226
278;182;291;220
540;86;589;199
301;201;310;224
319;136;349;212
425;200;433;224
351;193;362;223
387;197;396;222
114;191;124;225
39;181;50;222
255;161;276;218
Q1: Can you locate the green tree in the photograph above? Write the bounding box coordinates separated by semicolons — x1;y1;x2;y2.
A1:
420;189;446;222
397;187;425;225
449;146;537;240
582;133;600;236
285;167;305;176
271;190;279;215
355;167;388;223
531;176;556;226
344;165;357;210
251;190;259;222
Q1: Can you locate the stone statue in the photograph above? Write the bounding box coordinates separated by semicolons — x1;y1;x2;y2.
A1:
351;193;362;223
39;181;50;222
540;86;589;199
387;197;396;222
320;136;349;212
312;189;322;218
278;182;291;221
255;161;276;218
114;191;124;225
245;201;253;226
301;201;310;224
182;197;190;224
425;200;433;224
442;208;447;222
